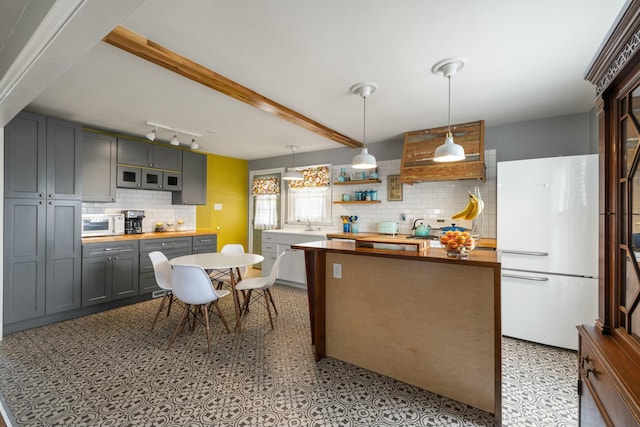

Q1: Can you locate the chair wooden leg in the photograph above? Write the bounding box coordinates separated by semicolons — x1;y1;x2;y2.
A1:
213;301;231;333
166;293;174;317
266;289;278;315
264;291;274;329
167;304;190;349
150;294;168;332
242;289;253;316
201;304;212;353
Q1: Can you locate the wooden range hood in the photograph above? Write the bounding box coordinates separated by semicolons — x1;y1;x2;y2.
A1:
399;120;486;183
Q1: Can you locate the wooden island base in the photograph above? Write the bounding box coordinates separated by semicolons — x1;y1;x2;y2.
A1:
295;240;501;425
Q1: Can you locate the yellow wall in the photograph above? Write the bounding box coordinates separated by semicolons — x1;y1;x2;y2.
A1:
196;153;248;251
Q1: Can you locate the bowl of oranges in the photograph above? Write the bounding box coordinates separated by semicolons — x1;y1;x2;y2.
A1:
439;230;480;258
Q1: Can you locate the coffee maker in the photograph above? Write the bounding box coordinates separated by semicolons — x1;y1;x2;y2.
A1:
122;210;145;234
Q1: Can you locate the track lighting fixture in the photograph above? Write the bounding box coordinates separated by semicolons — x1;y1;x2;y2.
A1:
145;127;156;141
145;121;201;148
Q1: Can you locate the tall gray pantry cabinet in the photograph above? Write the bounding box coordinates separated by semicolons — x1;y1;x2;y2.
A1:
3;111;82;325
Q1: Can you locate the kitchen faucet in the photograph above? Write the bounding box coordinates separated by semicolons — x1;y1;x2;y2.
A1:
305;218;314;231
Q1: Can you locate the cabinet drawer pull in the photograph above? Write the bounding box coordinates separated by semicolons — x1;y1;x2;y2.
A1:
200;239;212;242
585;367;596;379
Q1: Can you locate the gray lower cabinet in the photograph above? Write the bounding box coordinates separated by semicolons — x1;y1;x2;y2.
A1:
3;199;46;323
139;237;192;294
193;234;217;253
81;241;139;307
173;150;207;205
45;200;82;314
82;131;117;202
3;198;82;323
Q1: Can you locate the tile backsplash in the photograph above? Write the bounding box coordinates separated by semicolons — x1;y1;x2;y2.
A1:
82;189;196;232
328;150;497;238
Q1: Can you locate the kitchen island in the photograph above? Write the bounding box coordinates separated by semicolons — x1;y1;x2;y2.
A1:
293;239;501;424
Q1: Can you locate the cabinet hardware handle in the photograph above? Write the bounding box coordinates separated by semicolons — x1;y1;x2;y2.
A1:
200;239;212;242
114;256;118;260
39;194;44;198
500;250;549;256
585;367;596;379
107;257;112;261
103;248;117;251
502;273;549;282
48;194;53;198
580;355;590;367
39;201;43;205
48;201;52;205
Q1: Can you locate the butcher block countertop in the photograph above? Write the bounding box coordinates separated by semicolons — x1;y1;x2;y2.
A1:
81;229;218;244
325;232;497;249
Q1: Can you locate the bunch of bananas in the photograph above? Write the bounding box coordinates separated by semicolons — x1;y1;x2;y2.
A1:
452;192;484;220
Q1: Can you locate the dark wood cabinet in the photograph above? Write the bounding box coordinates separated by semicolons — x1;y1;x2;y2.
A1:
172;150;207;205
582;2;640;425
82;131;117;202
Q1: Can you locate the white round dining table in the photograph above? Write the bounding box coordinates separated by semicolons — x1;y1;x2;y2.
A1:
170;252;264;332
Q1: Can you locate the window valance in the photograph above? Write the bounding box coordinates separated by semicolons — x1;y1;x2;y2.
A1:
287;165;330;188
252;177;280;195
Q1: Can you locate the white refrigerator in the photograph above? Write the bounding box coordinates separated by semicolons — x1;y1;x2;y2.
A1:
497;154;598;351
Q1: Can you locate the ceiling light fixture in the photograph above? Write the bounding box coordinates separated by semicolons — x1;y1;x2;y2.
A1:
145;127;156;141
350;82;378;169
145;121;201;148
283;145;304;181
431;57;467;162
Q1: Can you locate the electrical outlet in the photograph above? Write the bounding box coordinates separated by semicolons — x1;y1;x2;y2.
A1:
333;263;342;279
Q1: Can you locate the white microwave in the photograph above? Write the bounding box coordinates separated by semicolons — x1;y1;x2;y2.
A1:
81;214;125;237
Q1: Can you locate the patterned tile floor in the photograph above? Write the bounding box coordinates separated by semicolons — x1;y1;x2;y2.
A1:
0;285;578;427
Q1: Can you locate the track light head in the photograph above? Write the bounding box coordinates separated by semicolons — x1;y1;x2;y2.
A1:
190;138;199;150
170;133;180;146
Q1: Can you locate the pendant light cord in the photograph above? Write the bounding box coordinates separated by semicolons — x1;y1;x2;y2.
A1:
447;75;452;137
363;95;367;147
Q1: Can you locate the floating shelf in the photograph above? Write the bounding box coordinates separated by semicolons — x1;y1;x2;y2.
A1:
333;200;381;204
333;179;381;186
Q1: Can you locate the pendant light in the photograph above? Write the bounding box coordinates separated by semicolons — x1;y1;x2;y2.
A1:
431;57;467;162
350;82;378;170
283;145;304;181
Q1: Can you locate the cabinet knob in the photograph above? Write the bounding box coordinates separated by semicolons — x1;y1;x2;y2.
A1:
137;183;141;187
39;194;44;198
107;257;112;261
48;201;52;205
39;201;43;205
48;194;53;198
114;256;118;260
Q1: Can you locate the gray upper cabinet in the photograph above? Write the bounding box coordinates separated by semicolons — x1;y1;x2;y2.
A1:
152;145;182;171
117;138;150;167
172;150;207;205
4;111;46;199
117;138;182;171
46;118;82;200
82;132;117;202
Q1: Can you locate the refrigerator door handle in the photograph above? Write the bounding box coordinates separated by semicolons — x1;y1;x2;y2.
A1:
502;273;549;282
500;250;549;257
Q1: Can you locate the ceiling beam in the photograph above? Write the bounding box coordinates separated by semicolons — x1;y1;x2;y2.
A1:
103;25;362;149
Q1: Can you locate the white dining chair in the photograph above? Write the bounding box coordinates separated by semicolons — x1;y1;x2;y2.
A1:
235;251;285;329
148;251;175;332
209;244;248;289
168;264;231;352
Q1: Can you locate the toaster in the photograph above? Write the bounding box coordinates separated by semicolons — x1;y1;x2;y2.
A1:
377;221;398;235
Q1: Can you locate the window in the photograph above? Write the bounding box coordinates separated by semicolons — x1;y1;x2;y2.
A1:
286;165;332;224
252;176;280;230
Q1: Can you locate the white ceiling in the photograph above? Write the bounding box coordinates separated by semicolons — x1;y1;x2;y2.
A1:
10;0;628;160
